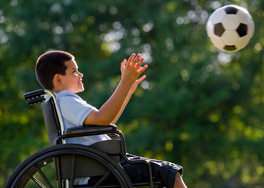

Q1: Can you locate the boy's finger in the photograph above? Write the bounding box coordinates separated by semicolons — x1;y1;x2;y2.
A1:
120;59;127;71
128;53;136;65
132;54;141;66
138;65;148;74
136;75;146;84
122;59;127;66
135;57;144;68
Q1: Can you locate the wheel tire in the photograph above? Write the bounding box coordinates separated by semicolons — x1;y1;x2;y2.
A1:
5;144;133;188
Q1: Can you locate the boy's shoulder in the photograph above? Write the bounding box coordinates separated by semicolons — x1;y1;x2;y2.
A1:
55;90;89;106
55;90;83;103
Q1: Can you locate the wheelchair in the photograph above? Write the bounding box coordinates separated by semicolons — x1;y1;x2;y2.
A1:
5;89;162;188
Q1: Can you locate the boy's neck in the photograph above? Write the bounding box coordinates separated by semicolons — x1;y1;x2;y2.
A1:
52;88;63;93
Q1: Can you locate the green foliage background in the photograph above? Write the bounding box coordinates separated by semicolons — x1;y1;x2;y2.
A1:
1;0;264;187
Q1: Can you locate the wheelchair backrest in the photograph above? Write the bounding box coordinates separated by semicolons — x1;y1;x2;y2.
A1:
24;89;65;145
41;97;61;145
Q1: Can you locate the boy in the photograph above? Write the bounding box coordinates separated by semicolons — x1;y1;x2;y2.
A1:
35;50;187;188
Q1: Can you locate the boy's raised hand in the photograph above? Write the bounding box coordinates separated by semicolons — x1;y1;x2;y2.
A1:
84;53;148;126
120;53;148;93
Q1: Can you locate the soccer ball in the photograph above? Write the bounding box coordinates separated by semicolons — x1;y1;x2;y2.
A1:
206;5;254;52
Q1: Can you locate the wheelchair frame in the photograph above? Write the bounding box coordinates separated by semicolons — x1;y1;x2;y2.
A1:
5;89;161;188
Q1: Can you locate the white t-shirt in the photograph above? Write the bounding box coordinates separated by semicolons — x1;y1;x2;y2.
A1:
55;90;111;146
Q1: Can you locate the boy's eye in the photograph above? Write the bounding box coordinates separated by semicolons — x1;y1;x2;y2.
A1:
72;67;79;74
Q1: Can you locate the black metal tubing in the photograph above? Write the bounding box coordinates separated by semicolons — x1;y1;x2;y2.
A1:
117;131;155;188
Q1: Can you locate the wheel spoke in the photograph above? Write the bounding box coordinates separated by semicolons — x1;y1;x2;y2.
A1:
36;164;54;188
26;173;47;188
93;171;110;188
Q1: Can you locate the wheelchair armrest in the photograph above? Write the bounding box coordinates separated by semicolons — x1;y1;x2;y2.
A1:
54;125;120;145
64;124;118;137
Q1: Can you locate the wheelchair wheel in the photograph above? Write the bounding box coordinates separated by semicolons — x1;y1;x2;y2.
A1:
5;144;133;188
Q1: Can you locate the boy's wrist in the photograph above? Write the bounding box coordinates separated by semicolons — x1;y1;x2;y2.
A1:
120;77;134;87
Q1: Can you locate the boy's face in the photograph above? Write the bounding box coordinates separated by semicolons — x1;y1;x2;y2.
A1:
59;59;84;93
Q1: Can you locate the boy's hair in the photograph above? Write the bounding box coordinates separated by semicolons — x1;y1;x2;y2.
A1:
35;50;74;90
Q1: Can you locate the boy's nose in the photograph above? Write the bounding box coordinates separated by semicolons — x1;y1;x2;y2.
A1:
79;72;83;78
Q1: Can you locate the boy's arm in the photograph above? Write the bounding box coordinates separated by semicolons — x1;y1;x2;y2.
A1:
111;75;146;124
111;92;132;125
83;54;147;126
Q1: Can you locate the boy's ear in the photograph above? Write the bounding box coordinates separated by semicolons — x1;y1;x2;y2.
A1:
53;74;62;87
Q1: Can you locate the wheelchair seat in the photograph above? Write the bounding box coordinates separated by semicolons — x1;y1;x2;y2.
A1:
5;89;161;188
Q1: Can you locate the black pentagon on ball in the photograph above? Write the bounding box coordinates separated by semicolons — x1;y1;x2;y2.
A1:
224;6;238;14
236;23;248;37
214;23;225;37
224;45;237;51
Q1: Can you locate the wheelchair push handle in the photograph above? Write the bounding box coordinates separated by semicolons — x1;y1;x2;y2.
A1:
24;89;46;106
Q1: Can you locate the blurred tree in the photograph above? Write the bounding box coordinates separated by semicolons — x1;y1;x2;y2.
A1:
1;0;264;187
